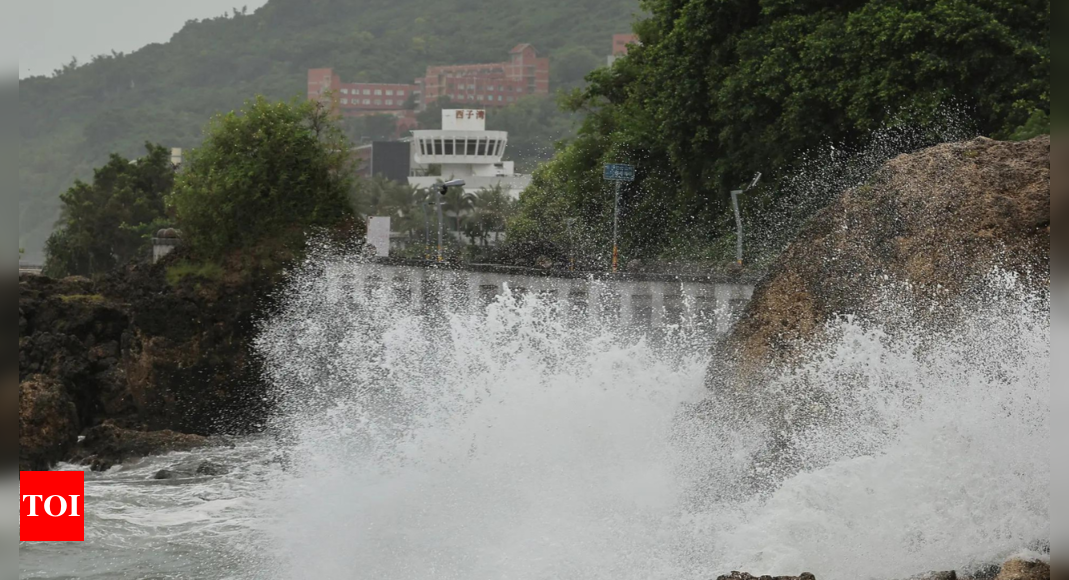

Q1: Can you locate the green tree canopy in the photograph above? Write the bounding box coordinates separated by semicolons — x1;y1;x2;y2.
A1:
169;97;358;260
509;0;1050;267
44;143;174;277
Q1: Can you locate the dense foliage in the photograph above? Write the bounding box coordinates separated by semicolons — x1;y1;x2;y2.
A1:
357;177;518;259
169;98;358;260
508;0;1050;267
43;144;174;278
19;0;641;260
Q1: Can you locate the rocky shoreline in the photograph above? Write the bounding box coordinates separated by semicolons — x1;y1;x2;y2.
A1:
18;256;275;471
717;557;1050;580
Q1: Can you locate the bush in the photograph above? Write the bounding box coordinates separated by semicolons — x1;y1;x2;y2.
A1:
169;97;359;261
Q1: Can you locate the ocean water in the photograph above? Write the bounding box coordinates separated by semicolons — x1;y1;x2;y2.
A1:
18;258;1049;580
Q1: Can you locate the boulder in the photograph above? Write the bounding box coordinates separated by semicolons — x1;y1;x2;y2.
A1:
714;136;1049;388
995;560;1049;580
19;375;80;471
76;423;210;471
195;461;230;476
717;573;816;580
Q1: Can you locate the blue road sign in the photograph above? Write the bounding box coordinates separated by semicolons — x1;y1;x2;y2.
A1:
603;163;635;182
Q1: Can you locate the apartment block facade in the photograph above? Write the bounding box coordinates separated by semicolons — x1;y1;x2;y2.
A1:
308;44;549;117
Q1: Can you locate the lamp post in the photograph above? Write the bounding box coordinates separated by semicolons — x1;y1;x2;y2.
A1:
421;199;431;260
730;172;762;266
436;179;466;263
565;217;577;271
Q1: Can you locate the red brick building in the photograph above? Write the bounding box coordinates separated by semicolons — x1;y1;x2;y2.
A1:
608;34;640;66
308;44;550;116
420;44;549;107
613;34;639;56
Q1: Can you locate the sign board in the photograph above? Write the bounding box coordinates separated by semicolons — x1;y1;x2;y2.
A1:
603;163;635;182
366;216;391;257
442;109;487;131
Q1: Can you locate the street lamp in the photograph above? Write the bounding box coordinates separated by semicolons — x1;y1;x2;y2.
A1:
435;179;466;263
730;172;762;266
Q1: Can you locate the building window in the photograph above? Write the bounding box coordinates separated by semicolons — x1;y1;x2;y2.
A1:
477;138;488;156
398;90;405;97
386;90;394;96
363;89;371;95
466;139;477;156
507;96;514;102
374;90;382;95
434;139;443;155
477;95;484;101
341;98;348;104
374;99;382;105
444;139;454;155
363;99;371;105
419;140;426;155
498;95;503;101
341;89;349;95
386;100;393;106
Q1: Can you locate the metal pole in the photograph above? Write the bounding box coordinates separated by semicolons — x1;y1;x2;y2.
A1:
421;199;430;260
612;181;621;273
436;186;444;263
731;189;743;266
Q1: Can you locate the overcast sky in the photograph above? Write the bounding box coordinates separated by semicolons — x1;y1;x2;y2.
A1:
17;0;270;79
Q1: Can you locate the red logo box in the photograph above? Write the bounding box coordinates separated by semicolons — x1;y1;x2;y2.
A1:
20;471;85;542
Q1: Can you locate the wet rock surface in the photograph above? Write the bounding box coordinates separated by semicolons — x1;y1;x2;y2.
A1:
19;375;80;471
73;423;211;471
715;136;1050;385
18;255;275;470
994;560;1050;580
716;573;816;580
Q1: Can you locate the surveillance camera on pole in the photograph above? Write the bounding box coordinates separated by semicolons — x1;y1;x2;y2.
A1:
435;180;466;262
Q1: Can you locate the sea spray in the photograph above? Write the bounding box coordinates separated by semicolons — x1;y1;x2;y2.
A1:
250;251;1048;580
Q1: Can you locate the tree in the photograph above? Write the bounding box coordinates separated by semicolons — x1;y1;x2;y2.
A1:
168;97;359;260
510;0;1050;266
43;143;174;277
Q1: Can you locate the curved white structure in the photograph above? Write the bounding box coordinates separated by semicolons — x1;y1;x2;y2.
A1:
408;109;531;200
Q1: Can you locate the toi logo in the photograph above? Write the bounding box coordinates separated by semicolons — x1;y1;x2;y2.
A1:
20;471;85;542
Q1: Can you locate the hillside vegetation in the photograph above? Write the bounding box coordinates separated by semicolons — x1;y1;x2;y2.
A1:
19;0;641;260
508;0;1049;269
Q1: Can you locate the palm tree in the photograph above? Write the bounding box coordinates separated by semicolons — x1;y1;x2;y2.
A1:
441;186;474;237
470;185;517;246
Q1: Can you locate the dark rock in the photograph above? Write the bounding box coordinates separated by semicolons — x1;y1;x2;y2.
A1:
195;461;230;476
153;469;177;480
77;423;210;467
717;573;815;580
19;254;278;468
19;375;80;471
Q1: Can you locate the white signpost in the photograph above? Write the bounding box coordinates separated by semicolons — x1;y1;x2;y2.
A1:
603;163;635;273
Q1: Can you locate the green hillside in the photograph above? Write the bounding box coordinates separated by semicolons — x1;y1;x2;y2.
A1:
19;0;642;260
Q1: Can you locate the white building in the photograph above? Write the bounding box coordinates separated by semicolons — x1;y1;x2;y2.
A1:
408;109;531;199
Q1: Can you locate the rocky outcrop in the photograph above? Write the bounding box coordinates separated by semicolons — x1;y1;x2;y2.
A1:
19;375;80;471
71;423;211;471
18;254;275;470
717;573;816;580
714;136;1049;387
995;560;1050;580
